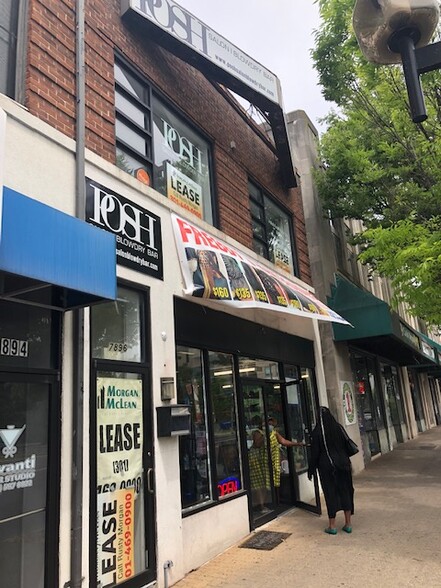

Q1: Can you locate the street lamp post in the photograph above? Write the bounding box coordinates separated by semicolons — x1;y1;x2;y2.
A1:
353;0;441;123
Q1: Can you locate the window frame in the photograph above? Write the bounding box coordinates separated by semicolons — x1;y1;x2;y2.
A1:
0;0;21;99
176;345;246;515
114;55;217;226
89;283;157;588
248;180;299;276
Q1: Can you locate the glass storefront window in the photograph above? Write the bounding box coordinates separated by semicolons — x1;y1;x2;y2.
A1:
366;356;385;428
0;0;19;99
284;367;315;473
91;287;143;362
208;351;243;498
0;381;49;588
0;301;56;370
249;181;297;275
177;347;211;509
96;371;146;586
238;357;279;380
351;353;381;455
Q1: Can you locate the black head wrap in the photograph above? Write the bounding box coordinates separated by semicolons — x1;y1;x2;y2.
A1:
320;406;343;447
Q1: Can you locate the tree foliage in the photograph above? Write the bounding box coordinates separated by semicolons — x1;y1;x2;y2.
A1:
312;0;441;327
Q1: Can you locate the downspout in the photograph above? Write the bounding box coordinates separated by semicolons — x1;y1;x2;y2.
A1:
70;0;86;586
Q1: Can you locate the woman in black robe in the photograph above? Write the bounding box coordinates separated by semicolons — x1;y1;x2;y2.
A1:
308;407;355;535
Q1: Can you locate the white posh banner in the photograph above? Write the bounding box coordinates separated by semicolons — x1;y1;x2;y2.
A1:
172;214;350;325
124;0;280;105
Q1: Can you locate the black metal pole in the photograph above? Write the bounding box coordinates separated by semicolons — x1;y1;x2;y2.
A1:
396;34;427;123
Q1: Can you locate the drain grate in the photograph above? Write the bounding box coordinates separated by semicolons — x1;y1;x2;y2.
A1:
239;530;291;551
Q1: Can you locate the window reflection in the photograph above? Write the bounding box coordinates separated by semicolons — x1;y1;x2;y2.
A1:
238;357;279;380
177;347;211;509
208;351;243;498
91;287;142;362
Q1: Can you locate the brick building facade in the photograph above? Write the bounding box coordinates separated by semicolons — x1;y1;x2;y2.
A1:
0;2;347;587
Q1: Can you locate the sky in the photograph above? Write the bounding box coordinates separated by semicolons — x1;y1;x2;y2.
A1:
178;0;334;133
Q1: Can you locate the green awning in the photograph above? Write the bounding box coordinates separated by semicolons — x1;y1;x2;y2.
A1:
328;275;438;368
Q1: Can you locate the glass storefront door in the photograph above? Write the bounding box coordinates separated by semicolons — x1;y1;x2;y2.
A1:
91;287;156;588
351;353;384;457
243;382;276;523
428;377;441;425
408;370;426;432
242;363;321;524
380;363;406;444
284;367;321;514
0;375;57;588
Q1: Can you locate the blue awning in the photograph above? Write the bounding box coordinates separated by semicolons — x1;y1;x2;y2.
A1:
0;187;116;310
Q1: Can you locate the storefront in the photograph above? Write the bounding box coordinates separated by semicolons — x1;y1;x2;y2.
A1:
330;275;440;462
0;0;353;584
81;197;349;585
350;350;407;457
175;298;323;530
0;186;116;587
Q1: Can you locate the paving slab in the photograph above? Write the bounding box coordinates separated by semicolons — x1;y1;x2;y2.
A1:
173;426;441;588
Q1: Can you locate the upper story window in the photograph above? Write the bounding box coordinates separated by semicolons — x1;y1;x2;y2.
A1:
330;217;361;283
115;58;214;225
0;0;19;98
249;180;297;275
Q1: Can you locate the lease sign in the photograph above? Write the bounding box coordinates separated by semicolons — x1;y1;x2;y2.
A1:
97;488;135;586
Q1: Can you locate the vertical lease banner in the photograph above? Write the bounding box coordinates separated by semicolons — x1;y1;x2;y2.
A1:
96;376;143;586
97;489;135;586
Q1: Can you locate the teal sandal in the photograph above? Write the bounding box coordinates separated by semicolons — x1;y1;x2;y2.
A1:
342;525;352;533
324;527;337;535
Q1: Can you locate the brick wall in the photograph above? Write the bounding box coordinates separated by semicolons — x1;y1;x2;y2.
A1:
25;0;312;285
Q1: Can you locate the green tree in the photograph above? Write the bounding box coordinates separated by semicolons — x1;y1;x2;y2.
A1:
312;0;441;327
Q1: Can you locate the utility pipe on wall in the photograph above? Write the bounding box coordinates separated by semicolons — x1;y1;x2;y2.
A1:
69;0;86;586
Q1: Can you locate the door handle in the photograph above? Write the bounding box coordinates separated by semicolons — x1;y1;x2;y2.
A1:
146;468;154;494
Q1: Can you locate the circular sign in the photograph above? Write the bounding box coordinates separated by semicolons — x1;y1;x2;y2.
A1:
342;382;356;424
135;168;151;186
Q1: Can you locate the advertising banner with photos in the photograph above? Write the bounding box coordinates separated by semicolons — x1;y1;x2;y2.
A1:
172;214;351;325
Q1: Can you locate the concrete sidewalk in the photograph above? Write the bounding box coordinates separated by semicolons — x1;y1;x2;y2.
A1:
173;427;441;588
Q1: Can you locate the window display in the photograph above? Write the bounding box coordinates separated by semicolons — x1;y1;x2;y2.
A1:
208;351;243;498
249;181;297;275
177;347;211;509
115;59;214;224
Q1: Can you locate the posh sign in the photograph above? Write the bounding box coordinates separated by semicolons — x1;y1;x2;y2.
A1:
121;0;280;105
86;179;163;279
